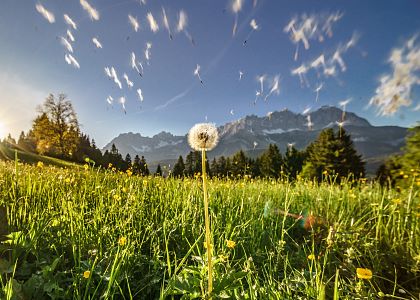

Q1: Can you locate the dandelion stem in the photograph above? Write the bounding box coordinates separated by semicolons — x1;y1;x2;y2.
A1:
202;149;213;298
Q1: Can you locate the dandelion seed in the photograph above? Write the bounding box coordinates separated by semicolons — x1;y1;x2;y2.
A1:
106;95;113;105
239;70;244;80
110;67;122;89
243;19;260;46
314;82;323;102
302;107;311;115
131;52;143;76
253;141;258;149
267;111;273;120
36;3;55;23
128;14;139;32
66;30;75;42
264;75;280;102
137;88;144;102
162;7;172;40
123;73;133;89
176;10;195;45
253;90;261;105
92;37;102;49
145;42;152;62
80;0;99;21
356;268;373;280
230;109;234;115
257;74;266;94
291;64;309;87
147;12;159;33
306;114;313;130
287;142;295;150
194;64;204;85
64;54;80;68
339;98;351;121
64;14;77;30
230;0;243;36
60;36;73;53
119;96;126;114
83;270;91;279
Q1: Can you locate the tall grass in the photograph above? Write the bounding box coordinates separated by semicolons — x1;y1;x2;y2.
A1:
0;161;419;299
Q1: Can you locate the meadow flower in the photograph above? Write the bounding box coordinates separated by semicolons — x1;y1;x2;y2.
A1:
188;123;219;151
37;161;44;168
83;270;91;279
226;240;236;249
84;164;89;170
356;268;373;280
118;236;127;246
307;254;316;260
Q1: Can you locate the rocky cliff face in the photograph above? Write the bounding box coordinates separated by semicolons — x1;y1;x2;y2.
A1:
103;106;407;174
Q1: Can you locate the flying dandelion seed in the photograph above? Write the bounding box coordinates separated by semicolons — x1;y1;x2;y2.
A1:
230;109;234;115
284;12;343;60
264;75;280;102
128;14;140;32
123;73;134;89
314;82;323;102
253;90;261;105
104;67;112;78
64;54;80;68
60;36;73;53
323;65;336;77
64;14;77;30
119;96;126;114
194;64;204;84
369;35;420;116
339;98;351;121
230;0;244;37
92;37;102;49
257;74;266;94
302;107;311;115
106;96;113;105
243;19;260;46
253;0;258;8
291;64;309;86
147;12;159;33
145;42;152;62
80;0;99;21
306;114;313;130
137;88;144;102
239;71;244;80
162;7;173;40
332;49;347;72
66;30;75;42
311;54;326;76
287;142;295;150
267;111;273;120
253;141;258;149
176;10;195;45
36;3;55;23
111;67;122;89
131;52;143;76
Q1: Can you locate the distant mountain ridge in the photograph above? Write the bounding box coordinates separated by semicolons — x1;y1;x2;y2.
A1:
103;106;408;174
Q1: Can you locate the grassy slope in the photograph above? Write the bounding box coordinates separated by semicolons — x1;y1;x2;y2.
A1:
0;144;79;168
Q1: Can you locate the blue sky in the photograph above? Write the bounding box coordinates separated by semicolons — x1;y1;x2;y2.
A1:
0;0;419;147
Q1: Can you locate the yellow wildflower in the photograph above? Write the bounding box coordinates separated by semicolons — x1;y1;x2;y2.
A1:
392;198;402;205
84;164;89;171
113;194;121;201
108;163;113;168
356;268;373;280
307;254;316;260
37;161;44;168
83;270;91;279
126;169;132;177
403;174;409;179
226;240;236;249
118;236;127;246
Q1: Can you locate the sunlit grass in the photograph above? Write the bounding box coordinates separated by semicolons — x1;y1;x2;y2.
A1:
0;161;419;299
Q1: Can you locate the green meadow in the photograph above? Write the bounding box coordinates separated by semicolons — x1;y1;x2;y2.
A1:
0;160;419;299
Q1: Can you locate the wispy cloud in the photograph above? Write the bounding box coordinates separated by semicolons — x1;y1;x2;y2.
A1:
155;87;192;110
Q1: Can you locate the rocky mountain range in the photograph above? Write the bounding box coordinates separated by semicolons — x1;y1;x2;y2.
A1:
103;106;408;174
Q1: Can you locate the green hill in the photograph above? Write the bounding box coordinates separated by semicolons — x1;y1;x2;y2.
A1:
0;144;79;168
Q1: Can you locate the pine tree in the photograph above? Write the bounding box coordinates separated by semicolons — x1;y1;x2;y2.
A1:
231;150;249;176
133;155;141;174
302;128;365;181
140;156;149;176
284;146;306;179
259;144;283;178
155;164;162;176
217;156;228;177
172;155;186;177
125;153;132;166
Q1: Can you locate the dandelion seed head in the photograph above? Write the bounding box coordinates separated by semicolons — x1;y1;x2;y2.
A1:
188;123;219;151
